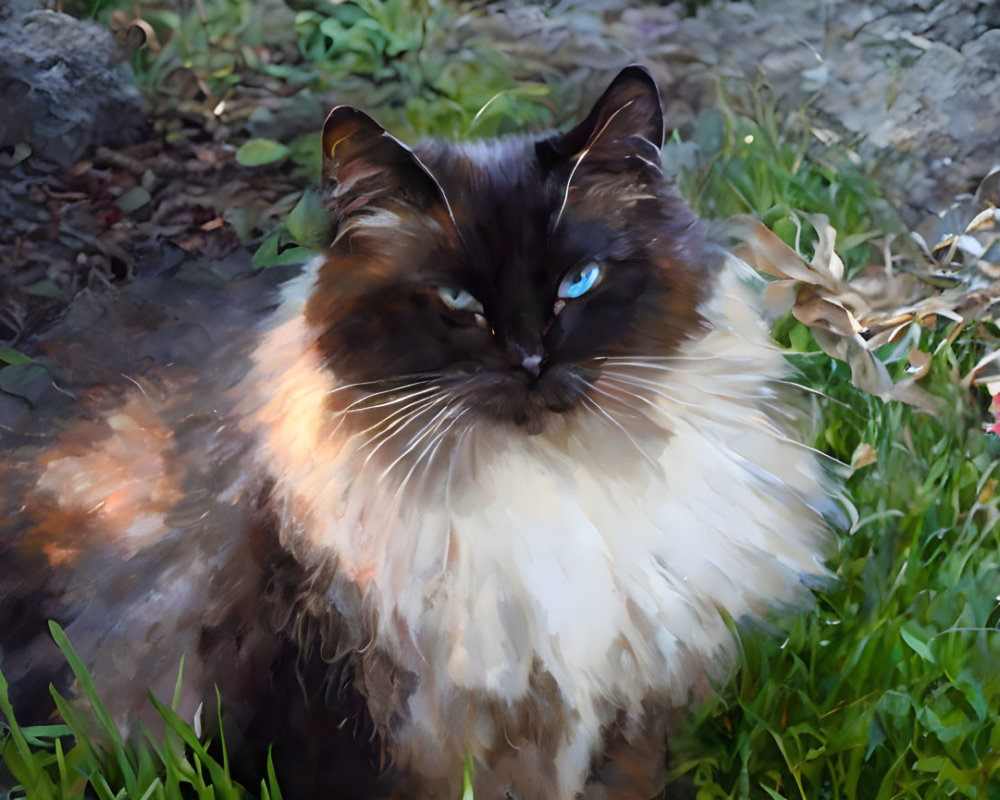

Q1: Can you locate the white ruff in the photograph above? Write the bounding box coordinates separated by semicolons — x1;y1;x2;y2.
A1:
239;256;828;795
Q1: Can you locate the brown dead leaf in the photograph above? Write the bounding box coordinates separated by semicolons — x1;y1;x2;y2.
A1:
966;349;1000;388
907;348;932;380
169;222;241;260
863;318;913;350
727;215;838;289
803;213;846;282
793;287;863;337
113;23;147;61
760;279;798;316
850;442;878;470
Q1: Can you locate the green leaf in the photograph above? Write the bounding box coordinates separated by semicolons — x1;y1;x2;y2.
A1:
24;279;61;298
0;667;57;794
0;363;48;402
48;622;126;755
285;188;334;251
900;624;936;664
252;228;312;269
265;745;284;800
0;345;34;364
235;138;291;167
461;749;475;800
147;694;239;800
116;186;152;214
19;724;73;748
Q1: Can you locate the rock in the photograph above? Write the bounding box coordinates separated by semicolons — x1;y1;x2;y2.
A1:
0;0;42;17
0;10;146;166
804;15;1000;221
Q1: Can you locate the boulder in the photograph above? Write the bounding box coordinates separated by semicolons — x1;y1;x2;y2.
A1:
0;8;146;165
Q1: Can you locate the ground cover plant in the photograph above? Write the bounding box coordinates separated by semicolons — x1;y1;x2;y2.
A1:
2;1;999;798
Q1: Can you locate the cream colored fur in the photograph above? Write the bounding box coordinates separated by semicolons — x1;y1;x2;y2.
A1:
239;255;829;798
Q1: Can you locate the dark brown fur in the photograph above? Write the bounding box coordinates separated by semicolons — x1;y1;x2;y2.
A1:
307;67;715;435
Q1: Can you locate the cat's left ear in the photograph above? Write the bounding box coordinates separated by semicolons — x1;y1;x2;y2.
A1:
321;105;458;228
536;64;664;171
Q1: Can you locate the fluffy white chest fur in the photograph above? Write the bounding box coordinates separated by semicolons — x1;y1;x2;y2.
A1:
241;256;828;796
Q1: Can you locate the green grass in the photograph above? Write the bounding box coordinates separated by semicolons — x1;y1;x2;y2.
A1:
6;1;1000;798
0;623;285;800
669;349;1000;798
665;79;1000;799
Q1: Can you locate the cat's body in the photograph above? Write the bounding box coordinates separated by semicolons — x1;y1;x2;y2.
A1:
1;68;828;799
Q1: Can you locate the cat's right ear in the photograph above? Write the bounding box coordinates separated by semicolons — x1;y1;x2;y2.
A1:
321;106;457;228
536;65;665;172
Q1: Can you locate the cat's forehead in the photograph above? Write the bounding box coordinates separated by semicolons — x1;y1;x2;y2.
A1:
414;136;544;196
411;136;600;285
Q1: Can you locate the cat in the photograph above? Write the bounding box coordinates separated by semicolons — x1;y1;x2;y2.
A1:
0;66;829;799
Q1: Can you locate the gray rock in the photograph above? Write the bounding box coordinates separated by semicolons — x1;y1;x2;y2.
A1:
0;9;145;166
0;0;42;17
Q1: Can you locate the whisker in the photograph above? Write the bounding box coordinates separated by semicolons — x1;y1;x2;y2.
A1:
766;378;854;410
353;391;445;439
598;371;704;410
599;374;844;469
583;379;660;422
598;358;855;412
377;402;458;483
577;393;661;473
391;408;469;505
330;392;435;445
358;395;450;467
343;384;441;415
552;101;635;231
595;354;731;364
326;380;441;440
330;379;437;409
745;413;846;467
325;376;435;397
444;425;472;512
583;375;671;417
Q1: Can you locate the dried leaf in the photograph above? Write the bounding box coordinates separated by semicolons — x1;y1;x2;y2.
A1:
813;330;938;413
760;279;798;317
965;208;998;234
793;287;863;337
906;348;932;380
727;215;836;288
804;213;846;282
850;442;878;470
966;349;1000;387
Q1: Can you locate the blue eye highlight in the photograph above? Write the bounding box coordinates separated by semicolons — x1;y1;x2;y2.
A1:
558;262;602;299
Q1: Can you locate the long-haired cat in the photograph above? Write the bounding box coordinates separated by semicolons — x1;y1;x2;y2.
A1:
0;66;828;799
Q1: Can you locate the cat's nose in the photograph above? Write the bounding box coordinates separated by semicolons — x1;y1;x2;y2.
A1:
520;353;543;378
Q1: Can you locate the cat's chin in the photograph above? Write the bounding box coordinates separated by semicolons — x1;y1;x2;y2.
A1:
461;365;581;434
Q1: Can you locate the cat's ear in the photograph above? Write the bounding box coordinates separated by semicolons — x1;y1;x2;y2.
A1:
536;64;664;169
321;105;458;226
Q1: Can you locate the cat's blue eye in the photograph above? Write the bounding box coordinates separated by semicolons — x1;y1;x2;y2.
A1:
437;286;484;315
558;262;602;299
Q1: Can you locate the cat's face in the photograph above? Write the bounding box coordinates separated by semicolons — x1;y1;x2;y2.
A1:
305;67;717;432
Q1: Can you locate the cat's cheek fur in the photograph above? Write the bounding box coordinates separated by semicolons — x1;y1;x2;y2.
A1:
240;255;829;799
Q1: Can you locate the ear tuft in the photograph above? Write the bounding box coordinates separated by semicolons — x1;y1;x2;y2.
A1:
321;105;386;188
538;65;664;165
320;105;455;223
